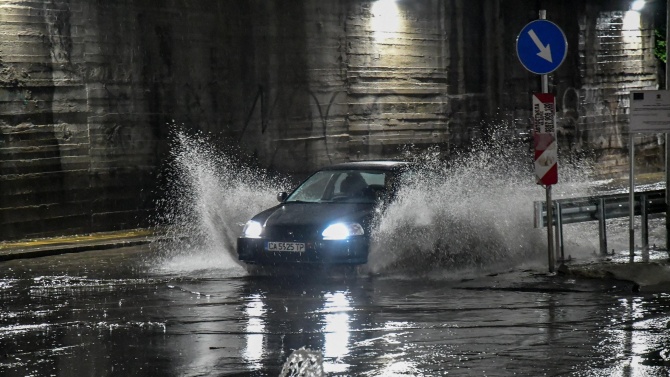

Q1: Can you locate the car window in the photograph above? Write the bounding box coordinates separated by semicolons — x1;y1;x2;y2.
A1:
286;171;333;202
332;173;348;196
360;172;385;186
287;169;392;203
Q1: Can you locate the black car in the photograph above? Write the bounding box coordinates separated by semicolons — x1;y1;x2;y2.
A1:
237;161;411;265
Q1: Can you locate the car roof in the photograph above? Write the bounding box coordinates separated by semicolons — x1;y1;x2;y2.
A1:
319;160;413;171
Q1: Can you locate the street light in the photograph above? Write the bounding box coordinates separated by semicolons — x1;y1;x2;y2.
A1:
370;0;401;42
631;0;646;11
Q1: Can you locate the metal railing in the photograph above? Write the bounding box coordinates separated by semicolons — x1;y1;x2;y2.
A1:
533;190;666;255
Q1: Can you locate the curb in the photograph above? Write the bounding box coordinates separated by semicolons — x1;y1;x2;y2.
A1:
0;230;158;262
561;259;670;292
0;238;154;262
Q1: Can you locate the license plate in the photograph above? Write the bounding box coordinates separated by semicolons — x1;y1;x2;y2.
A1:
267;242;306;252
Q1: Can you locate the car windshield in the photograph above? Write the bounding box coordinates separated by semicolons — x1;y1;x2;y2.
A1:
286;169;394;204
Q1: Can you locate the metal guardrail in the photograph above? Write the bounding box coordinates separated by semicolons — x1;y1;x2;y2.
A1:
533;189;666;255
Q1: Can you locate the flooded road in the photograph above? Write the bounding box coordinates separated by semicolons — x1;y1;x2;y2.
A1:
1;245;670;376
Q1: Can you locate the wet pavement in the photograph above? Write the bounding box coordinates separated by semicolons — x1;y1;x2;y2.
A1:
1;236;670;376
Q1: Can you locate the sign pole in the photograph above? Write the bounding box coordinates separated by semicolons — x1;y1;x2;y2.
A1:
547;182;555;271
539;10;555;273
517;10;566;273
630;132;635;263
665;0;670;253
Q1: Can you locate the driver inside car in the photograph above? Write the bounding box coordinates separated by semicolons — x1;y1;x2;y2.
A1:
340;173;368;199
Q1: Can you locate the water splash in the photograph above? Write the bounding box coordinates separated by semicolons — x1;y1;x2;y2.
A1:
366;124;598;276
153;123;599;277
279;347;325;377
152;125;286;275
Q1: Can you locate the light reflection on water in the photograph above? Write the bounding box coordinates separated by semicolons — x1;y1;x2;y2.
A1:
240;289;355;374
243;293;267;369
0;279;16;290
322;291;352;373
377;359;420;376
591;297;670;377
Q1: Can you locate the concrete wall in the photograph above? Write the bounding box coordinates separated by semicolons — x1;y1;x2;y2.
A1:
0;1;157;239
0;0;663;240
576;2;661;176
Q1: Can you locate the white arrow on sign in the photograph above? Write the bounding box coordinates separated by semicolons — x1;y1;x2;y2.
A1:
527;29;553;63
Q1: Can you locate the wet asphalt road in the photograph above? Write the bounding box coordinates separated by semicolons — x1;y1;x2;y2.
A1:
1;245;670;376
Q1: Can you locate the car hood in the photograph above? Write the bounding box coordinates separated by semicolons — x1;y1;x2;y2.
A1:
255;202;375;227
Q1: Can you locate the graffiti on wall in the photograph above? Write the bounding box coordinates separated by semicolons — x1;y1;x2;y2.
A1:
238;85;344;168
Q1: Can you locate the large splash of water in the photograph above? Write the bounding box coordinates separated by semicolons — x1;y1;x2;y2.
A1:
154;123;598;277
152;126;286;275
367;127;597;276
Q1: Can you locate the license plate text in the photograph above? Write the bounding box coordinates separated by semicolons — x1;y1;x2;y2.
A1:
267;242;306;252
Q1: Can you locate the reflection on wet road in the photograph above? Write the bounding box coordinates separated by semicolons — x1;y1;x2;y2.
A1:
1;246;669;376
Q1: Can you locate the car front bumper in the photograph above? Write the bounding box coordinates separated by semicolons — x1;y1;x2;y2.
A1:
237;237;369;265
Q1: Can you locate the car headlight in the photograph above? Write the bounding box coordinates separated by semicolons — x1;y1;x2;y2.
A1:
242;220;263;238
322;222;364;240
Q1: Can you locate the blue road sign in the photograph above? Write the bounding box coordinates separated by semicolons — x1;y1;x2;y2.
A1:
516;20;567;75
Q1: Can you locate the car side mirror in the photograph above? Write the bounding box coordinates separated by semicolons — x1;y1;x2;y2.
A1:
277;192;288;202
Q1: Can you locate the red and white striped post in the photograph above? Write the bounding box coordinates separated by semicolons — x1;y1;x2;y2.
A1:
532;93;558;272
533;94;558;186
